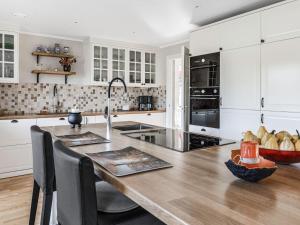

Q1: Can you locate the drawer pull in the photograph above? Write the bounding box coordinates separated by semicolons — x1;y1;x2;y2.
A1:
147;113;151;116
11;119;18;123
113;115;118;118
201;128;206;132
59;118;65;121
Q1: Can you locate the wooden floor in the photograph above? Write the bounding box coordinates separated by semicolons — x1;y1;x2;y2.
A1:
0;175;42;225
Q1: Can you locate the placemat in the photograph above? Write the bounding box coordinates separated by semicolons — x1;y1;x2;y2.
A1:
56;131;110;147
87;146;173;177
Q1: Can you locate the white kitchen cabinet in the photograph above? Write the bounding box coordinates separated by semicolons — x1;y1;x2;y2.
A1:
218;13;260;51
132;112;166;127
84;116;96;124
0;144;32;178
0;31;19;83
262;111;300;134
190;13;260;56
220;45;261;110
95;115;107;124
0;119;36;147
220;109;261;141
261;37;300;112
190;25;221;56
261;0;300;43
36;117;69;127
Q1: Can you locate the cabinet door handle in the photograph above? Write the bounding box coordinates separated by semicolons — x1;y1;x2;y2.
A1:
261;97;265;108
86;117;88;124
59;117;65;121
113;115;118;118
201;128;206;132
261;114;264;124
147;113;151;116
219;47;223;51
11;119;18;123
261;39;265;43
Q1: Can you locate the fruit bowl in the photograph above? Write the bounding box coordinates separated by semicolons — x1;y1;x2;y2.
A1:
259;148;300;164
225;150;277;182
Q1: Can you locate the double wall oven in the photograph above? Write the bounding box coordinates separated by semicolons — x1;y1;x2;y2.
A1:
190;52;220;129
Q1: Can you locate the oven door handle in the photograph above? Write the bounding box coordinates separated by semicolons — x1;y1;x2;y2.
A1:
190;97;219;100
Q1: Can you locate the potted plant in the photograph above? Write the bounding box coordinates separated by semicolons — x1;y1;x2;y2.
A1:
59;57;77;72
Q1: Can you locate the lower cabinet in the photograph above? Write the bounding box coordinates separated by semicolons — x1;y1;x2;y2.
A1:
0;144;33;179
36;117;69;126
220;109;261;141
262;111;300;134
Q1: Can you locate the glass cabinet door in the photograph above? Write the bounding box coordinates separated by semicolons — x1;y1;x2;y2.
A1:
93;46;108;83
145;52;156;84
112;48;126;81
0;32;17;81
129;50;141;84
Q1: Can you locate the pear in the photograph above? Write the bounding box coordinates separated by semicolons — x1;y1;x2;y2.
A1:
294;130;300;151
257;126;268;140
292;129;300;144
264;134;279;150
276;131;292;143
279;135;295;151
243;131;258;143
261;130;275;146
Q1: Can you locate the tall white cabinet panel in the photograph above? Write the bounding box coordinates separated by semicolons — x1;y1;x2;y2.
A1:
262;111;300;134
219;14;261;50
220;109;261;141
261;37;300;112
190;25;221;56
220;46;261;110
261;0;300;43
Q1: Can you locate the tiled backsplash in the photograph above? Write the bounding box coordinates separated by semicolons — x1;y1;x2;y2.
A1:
0;83;166;114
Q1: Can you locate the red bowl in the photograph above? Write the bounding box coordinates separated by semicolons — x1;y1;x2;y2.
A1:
259;148;300;164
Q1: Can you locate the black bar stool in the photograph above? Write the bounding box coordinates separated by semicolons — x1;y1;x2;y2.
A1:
29;125;56;225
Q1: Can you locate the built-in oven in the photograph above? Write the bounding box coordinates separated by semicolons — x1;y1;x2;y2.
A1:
190;88;220;129
190;52;220;88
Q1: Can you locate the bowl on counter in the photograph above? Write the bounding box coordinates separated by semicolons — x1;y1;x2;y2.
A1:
68;110;82;128
259;148;300;164
225;149;277;182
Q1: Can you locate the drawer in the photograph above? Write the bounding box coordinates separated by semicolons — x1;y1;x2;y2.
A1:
0;144;33;175
36;117;69;127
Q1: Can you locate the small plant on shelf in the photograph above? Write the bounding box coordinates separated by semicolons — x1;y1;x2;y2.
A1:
59;57;77;72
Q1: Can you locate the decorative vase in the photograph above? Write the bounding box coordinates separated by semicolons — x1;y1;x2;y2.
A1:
63;65;71;72
68;112;82;128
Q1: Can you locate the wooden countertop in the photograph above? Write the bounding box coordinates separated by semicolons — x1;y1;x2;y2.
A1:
0;110;165;120
44;122;300;225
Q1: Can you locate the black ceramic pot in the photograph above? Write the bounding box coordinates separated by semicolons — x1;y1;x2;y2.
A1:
68;112;82;128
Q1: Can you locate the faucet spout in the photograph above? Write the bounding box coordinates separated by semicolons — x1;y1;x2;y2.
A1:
106;78;127;139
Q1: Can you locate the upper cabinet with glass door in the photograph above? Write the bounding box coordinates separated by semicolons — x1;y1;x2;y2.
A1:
0;31;19;83
92;45;108;84
129;50;142;85
112;48;126;82
144;52;156;86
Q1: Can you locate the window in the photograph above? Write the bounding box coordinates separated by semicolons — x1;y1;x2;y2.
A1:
93;46;108;82
145;52;156;84
0;33;15;79
129;50;141;83
112;48;125;80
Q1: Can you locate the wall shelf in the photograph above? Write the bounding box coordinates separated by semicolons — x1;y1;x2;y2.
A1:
32;51;74;64
31;70;76;84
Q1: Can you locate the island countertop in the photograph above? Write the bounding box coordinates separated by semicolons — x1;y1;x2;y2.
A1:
44;122;300;225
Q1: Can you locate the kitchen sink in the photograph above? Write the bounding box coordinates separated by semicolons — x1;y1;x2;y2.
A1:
113;124;155;131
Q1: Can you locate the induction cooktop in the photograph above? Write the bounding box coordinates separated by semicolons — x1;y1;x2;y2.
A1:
123;128;235;152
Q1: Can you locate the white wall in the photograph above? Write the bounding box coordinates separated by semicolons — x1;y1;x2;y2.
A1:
19;33;89;84
158;42;190;86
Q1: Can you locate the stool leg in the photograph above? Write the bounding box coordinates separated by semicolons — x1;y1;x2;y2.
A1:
29;180;40;225
40;192;53;225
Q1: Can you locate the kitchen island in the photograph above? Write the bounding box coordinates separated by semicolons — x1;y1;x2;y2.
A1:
44;122;300;225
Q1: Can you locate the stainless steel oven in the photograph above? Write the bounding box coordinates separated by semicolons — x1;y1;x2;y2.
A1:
190;88;220;128
190;52;220;88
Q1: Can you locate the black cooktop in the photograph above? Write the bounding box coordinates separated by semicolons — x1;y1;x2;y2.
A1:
123;128;235;152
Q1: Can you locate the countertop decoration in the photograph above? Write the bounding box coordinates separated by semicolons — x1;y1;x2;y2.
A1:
225;149;277;182
243;126;300;164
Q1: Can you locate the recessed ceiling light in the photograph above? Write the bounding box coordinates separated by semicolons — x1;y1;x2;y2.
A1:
132;32;136;35
74;21;79;24
13;12;27;18
195;5;199;9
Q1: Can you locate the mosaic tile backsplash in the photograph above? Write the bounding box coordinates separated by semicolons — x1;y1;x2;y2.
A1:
0;83;166;114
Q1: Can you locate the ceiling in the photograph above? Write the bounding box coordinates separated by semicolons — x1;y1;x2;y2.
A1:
0;0;284;47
